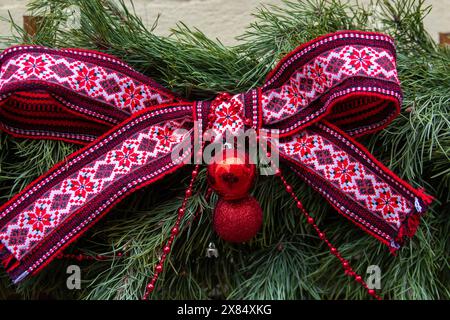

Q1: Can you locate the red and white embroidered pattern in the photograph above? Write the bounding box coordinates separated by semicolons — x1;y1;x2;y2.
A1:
0;52;174;113
0;120;188;259
280;129;409;228
262;45;398;124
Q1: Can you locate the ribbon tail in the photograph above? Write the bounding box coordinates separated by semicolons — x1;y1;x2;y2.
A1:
280;120;432;251
0;103;193;283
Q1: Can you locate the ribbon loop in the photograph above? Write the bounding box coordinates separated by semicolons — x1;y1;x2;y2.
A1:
0;45;181;143
195;89;262;142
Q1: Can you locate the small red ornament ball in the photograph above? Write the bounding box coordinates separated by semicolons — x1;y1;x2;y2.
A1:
213;196;263;243
207;149;256;200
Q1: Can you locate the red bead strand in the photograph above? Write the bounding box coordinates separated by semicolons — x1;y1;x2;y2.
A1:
277;167;382;300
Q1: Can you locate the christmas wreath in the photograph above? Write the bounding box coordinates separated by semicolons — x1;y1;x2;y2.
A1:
0;0;448;300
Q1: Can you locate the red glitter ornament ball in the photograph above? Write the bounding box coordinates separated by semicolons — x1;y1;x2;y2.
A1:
207;149;256;200
213;196;263;243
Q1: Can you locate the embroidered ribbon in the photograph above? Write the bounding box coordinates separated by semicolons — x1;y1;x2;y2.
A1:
0;31;432;283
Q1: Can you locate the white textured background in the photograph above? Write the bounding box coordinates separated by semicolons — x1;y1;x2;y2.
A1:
0;0;449;45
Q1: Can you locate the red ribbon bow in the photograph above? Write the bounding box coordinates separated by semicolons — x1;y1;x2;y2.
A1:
0;31;432;285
